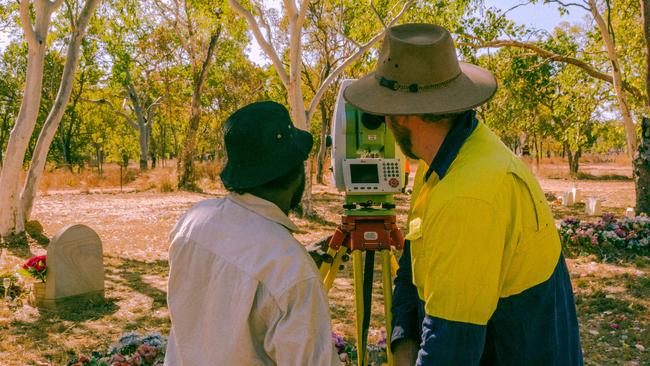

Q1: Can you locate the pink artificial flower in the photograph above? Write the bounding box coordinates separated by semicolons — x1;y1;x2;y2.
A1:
615;228;626;238
129;352;142;365
109;354;127;363
610;323;620;330
137;344;158;363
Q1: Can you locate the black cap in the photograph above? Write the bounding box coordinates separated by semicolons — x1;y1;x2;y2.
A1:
220;101;313;189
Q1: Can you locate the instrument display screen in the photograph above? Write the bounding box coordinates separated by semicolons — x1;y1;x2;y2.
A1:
350;164;379;184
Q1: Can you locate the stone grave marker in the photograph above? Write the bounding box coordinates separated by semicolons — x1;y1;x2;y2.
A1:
562;191;574;206
571;188;582;203
585;197;602;216
38;224;104;309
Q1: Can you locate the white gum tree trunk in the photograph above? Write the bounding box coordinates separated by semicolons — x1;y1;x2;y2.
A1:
0;0;64;239
588;0;638;156
20;0;100;222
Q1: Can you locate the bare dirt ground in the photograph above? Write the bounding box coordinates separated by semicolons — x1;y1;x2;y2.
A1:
0;161;647;365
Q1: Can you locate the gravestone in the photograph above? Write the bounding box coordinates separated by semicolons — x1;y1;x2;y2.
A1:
585;197;602;216
571;188;582;203
562;191;574;206
38;224;104;309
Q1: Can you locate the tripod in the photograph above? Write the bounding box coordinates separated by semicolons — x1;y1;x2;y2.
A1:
319;214;404;366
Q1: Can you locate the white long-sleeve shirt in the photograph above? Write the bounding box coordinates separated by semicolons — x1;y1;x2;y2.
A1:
165;193;340;366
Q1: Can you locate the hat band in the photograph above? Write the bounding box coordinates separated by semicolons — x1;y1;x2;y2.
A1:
377;72;461;93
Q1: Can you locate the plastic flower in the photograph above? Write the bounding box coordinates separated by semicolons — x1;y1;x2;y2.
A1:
602;213;616;223
137;344;158;363
109;332;141;355
615;228;626;238
332;332;346;353
140;332;165;349
18;255;47;283
128;353;142;365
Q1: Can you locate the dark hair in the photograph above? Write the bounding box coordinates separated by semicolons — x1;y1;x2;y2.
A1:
420;111;466;123
224;163;305;195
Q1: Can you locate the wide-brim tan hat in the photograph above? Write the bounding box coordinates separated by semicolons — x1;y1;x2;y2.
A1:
344;23;497;115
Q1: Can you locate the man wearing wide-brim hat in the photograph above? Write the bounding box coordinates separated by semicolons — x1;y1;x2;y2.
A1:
344;23;583;365
165;101;340;365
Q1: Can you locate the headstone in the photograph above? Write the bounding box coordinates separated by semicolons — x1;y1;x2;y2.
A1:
0;248;6;268
585;197;602;216
571;187;582;203
562;191;574;206
39;224;104;309
625;208;636;219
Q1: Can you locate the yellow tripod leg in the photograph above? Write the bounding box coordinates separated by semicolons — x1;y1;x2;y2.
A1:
381;250;394;366
319;247;339;281
352;250;366;366
323;246;346;292
390;251;399;278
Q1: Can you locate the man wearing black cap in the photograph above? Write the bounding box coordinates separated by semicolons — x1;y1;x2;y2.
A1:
165;101;340;366
344;24;582;365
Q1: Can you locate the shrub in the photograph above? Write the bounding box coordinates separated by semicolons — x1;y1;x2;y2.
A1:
559;213;649;260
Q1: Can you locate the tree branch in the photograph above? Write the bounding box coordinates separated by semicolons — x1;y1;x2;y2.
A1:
63;0;75;28
547;0;591;12
284;0;298;18
83;98;139;130
253;3;276;50
146;96;163;124
229;0;289;87
297;0;310;31
458;37;645;102
47;0;65;12
642;0;650;110
306;0;414;122
19;0;38;46
369;0;387;29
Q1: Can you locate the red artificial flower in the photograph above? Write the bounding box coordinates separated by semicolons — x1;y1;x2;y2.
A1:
19;255;47;283
78;355;90;363
23;255;46;272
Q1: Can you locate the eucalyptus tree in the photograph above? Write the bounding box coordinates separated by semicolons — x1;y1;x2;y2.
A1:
153;0;236;191
637;0;650;214
0;0;99;240
0;43;26;169
98;0;166;171
459;0;650;213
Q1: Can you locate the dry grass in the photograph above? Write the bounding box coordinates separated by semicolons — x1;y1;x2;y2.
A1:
36;161;225;195
39;165;139;192
0;163;647;365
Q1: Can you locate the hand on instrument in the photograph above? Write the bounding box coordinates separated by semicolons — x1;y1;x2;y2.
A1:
305;235;332;267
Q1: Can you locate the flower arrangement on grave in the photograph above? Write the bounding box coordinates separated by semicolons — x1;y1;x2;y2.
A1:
18;255;47;283
559;213;650;257
332;330;388;365
67;332;166;366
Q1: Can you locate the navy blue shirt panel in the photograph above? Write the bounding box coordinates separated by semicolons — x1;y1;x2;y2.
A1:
391;251;583;365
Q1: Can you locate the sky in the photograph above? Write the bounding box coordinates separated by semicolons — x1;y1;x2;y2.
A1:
0;0;589;64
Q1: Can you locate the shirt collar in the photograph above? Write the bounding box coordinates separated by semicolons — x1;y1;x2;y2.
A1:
425;110;479;181
226;193;300;232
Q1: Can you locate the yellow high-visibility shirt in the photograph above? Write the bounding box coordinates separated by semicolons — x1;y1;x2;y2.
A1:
406;121;561;325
